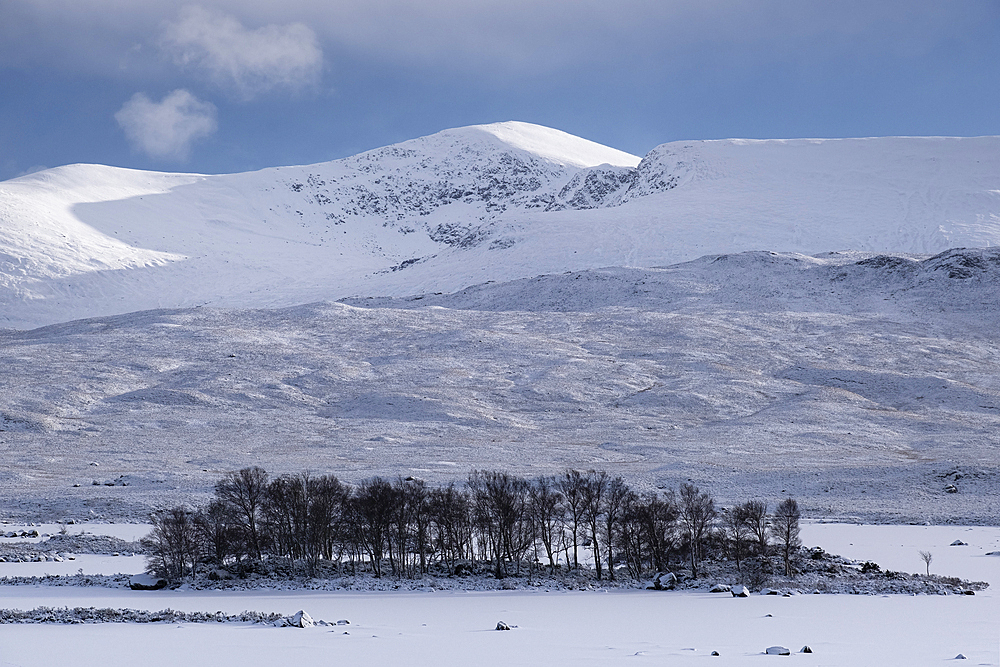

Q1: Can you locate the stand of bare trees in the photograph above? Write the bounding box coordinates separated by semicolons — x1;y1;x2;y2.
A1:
143;467;803;585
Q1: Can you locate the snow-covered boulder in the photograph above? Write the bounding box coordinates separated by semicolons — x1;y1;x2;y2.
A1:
284;610;314;628
496;621;511;631
950;540;967;546
129;573;167;590
800;646;813;653
731;585;750;598
648;572;677;590
765;646;790;655
709;584;731;593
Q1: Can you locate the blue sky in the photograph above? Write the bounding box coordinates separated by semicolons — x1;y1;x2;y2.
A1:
1;1;998;180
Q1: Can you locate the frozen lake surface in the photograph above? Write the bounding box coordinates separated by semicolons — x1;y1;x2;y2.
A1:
0;523;997;666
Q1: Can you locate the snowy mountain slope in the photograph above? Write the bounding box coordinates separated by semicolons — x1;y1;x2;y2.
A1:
2;123;1000;328
0;249;997;523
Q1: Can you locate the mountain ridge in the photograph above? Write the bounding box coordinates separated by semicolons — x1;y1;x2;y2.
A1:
2;122;999;328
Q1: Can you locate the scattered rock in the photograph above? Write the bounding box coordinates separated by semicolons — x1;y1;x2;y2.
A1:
709;583;731;593
496;621;511;631
731;585;750;598
765;646;790;655
129;573;168;590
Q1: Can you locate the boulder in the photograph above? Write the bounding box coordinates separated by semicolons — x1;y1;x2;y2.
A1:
709;584;731;593
287;610;314;628
760;588;780;595
648;572;678;590
945;484;958;493
950;540;967;546
955;654;966;660
711;651;720;656
800;646;813;653
765;646;790;656
336;619;350;625
274;611;314;628
496;621;511;631
129;573;168;590
731;585;750;598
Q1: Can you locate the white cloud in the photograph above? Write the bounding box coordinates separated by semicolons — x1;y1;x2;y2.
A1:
162;5;323;99
115;89;217;160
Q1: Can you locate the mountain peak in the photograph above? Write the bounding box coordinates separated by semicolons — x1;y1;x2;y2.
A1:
465;121;641;169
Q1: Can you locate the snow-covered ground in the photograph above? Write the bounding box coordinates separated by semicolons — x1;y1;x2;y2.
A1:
0;524;996;667
1;249;998;523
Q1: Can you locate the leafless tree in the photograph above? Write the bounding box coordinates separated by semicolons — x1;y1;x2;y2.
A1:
529;476;564;574
558;470;589;570
773;497;801;577
142;506;201;582
722;504;753;575
919;550;933;576
739;499;769;556
468;470;531;578
679;483;716;578
215;466;269;561
602;476;630;580
582;471;609;580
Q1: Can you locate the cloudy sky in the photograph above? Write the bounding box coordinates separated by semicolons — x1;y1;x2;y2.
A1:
1;1;998;180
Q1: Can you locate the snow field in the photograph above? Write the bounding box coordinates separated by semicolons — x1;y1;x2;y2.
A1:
0;524;996;666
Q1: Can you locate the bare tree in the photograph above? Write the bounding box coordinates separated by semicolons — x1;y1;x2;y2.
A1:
679;483;716;579
469;470;533;578
529;476;564;574
773;497;801;577
739;500;769;556
602;476;630;581
142;506;201;582
353;477;396;577
195;498;242;567
558;470;589;570
919;550;933;576
722;504;752;575
582;471;609;580
215;467;269;561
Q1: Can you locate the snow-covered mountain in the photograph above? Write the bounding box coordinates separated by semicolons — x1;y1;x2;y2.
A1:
2;122;1000;328
2;248;998;523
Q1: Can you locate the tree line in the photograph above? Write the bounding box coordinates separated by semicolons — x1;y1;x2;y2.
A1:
142;467;801;583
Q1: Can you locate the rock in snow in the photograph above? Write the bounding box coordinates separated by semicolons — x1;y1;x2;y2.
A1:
648;572;678;590
495;621;511;631
731;586;750;598
282;610;314;628
709;583;731;593
766;646;791;655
